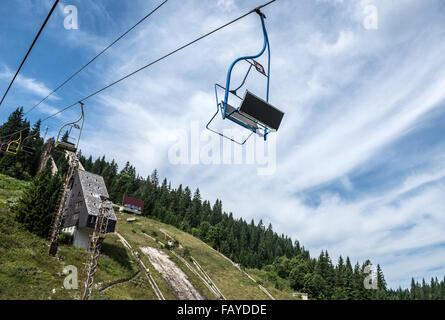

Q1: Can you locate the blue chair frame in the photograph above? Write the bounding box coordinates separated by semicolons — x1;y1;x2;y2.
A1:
207;9;273;145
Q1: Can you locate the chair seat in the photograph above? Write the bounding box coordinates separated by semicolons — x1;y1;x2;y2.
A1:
55;141;77;152
223;102;259;130
6;143;19;154
21;146;35;154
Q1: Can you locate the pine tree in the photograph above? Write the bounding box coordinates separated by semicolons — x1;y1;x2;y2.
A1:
375;264;387;299
13;168;62;237
410;278;418;300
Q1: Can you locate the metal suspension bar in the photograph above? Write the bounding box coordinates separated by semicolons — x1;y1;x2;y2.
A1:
222;10;271;119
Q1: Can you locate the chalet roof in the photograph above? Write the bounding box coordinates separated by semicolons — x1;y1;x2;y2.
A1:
78;170;115;220
123;195;144;209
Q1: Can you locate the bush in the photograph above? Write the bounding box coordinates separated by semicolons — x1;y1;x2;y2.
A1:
59;232;73;245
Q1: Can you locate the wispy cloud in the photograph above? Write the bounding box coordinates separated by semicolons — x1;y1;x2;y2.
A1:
0;67;60;102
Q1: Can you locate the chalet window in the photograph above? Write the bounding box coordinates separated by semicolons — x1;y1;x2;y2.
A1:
73;212;80;222
75;201;82;209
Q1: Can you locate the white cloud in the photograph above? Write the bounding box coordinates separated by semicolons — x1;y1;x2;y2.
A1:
217;0;237;12
307;30;357;56
0;68;59;101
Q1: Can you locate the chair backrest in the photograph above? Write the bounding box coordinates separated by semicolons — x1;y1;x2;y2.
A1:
239;91;284;131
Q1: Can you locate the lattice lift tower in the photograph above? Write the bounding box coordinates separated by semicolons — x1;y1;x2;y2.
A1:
82;197;110;300
48;151;79;256
48;101;85;256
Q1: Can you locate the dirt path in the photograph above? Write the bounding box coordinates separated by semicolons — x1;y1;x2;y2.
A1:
140;246;205;300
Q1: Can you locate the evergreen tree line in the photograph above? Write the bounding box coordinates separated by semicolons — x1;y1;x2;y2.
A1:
80;155;301;268
78;155;445;300
0;107;44;180
1;107;444;299
0;108;67;238
266;252;388;299
387;277;445;300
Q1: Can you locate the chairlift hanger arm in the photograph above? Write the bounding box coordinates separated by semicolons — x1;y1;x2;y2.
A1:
230;64;253;97
222;10;271;119
20;130;41;154
207;7;280;144
55;102;84;152
22;130;40;144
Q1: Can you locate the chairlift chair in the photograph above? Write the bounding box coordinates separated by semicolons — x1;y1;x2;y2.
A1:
0;138;12;154
206;9;284;145
55;102;84;153
20;131;40;155
0;131;22;155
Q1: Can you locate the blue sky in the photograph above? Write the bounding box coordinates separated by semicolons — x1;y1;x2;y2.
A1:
1;0;445;289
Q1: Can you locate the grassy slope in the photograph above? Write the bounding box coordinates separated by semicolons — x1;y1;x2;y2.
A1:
0;174;147;300
0;174;296;300
115;211;297;300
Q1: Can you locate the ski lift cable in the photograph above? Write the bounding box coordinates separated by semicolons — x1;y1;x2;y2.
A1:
0;0;60;107
0;0;277;139
24;0;169;116
41;0;278;120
